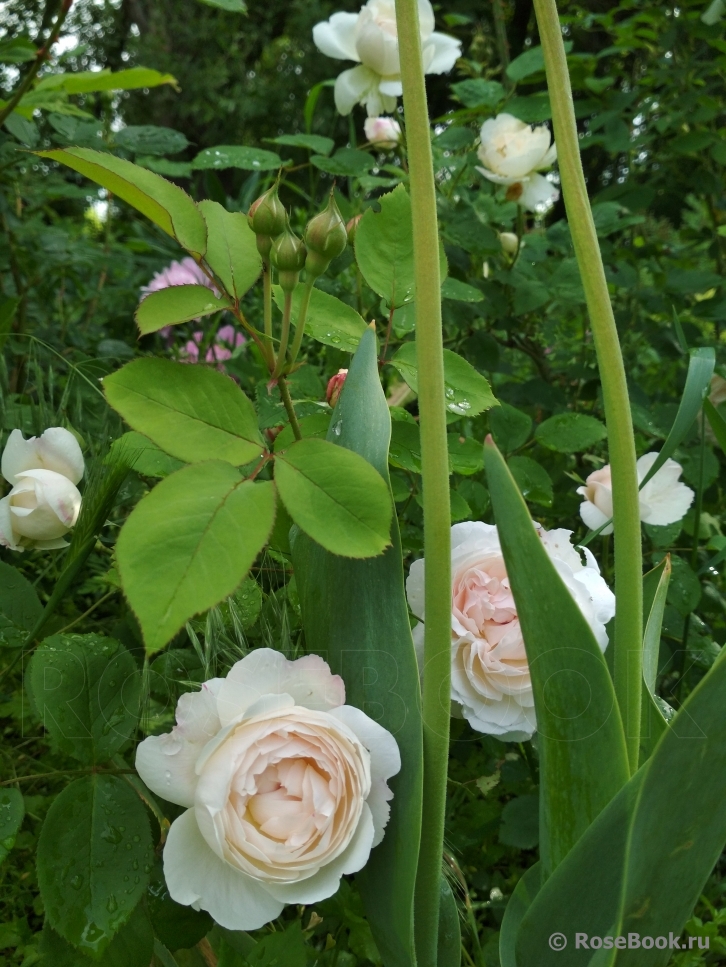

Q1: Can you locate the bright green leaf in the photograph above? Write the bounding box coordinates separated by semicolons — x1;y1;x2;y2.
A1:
447;433;484;475
390;341;498;417
35;67;178;95
135;285;230;334
104;358;264;466
489;403;533;453
116;463;275;655
191;145;282;171
441;277;484;302
310;147;374;176
36;148;206;256
115;125;189;156
28;634;141;765
272;284;367;352
389;420;421;473
535;412;607;453
198;0;247;10
198;200;262;301
508;455;553;507
37;776;154;956
275;438;392;558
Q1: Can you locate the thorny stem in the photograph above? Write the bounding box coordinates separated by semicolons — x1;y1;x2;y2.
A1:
263;262;274;362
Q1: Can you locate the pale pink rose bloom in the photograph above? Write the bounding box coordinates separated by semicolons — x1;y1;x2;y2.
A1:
406;521;615;741
578;452;694;534
0;427;84;551
180;326;246;369
364;116;401;148
135;649;400;931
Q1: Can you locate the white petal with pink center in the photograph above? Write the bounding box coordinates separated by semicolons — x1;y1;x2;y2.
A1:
407;521;615;740
135;649;400;930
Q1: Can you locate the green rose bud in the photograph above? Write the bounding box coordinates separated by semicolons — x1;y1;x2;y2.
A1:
248;185;287;260
271;218;306;292
304;193;347;279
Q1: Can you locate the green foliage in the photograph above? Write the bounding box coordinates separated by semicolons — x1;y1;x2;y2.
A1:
0;790;24;865
355;185;417;308
0;561;43;646
104;358;264;466
116;463;275;654
198;200;262;301
37;775;154;955
28;634;141;764
135;284;230;333
273;284;367;351
275;437;393;558
292;329;423;967
436;878;462;967
485;439;630;877
38;907;155;967
390;342;497;418
534;412;607;453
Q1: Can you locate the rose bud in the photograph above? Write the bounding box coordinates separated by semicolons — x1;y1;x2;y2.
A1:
346;214;363;247
248;185;287;259
499;232;519;255
364;116;402;149
270;218;306;292
326;369;349;408
304;193;348;279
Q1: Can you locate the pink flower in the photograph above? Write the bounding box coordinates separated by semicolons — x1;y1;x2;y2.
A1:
143;257;217;296
364;116;401;148
180;327;246;371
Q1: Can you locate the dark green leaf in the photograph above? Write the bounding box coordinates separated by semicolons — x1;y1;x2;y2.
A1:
451;78;505;108
38;906;154;967
0;560;42;633
35;68;178;95
269;133;335;155
37;775;154;956
355;184;415;307
275;438;393;558
388;420;421;473
499;864;540;967
115;125;189;156
310;147;373;176
28;634;141;765
499;794;540;849
447;433;484;475
441;277;483;302
292;328;422;967
535;412;607;453
0;789;24;864
147;859;212;952
116;464;275;654
489;403;533;453
135;285;230;334
245;922;307;966
104;358;264;466
191;145;282;171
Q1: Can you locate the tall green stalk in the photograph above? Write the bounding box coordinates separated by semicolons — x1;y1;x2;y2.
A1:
395;0;452;962
534;0;642;772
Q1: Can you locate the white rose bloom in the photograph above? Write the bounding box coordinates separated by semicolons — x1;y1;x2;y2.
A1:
136;648;400;931
476;113;559;212
578;452;694;535
364;115;402;148
406;521;615;741
313;0;461;117
0;427;84;551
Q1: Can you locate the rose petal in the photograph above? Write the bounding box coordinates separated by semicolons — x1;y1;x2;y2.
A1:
313;12;361;62
164;808;284;930
0;495;20;550
216;649;345;727
333;65;378;116
423;31;461;74
2;427;84;485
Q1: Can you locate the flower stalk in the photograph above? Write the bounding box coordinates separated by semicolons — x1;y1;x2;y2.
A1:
395;0;451;962
533;0;642;771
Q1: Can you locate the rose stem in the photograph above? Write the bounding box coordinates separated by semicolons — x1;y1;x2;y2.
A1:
396;0;452;962
272;290;293;378
534;0;642;772
287;278;315;369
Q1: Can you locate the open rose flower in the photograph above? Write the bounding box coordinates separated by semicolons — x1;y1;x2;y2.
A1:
313;0;461;117
136;649;400;930
142;256;217;296
406;522;615;741
0;427;84;552
476;113;559;212
578;452;694;535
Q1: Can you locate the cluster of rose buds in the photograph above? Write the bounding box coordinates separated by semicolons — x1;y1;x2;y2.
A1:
248;187;348;288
